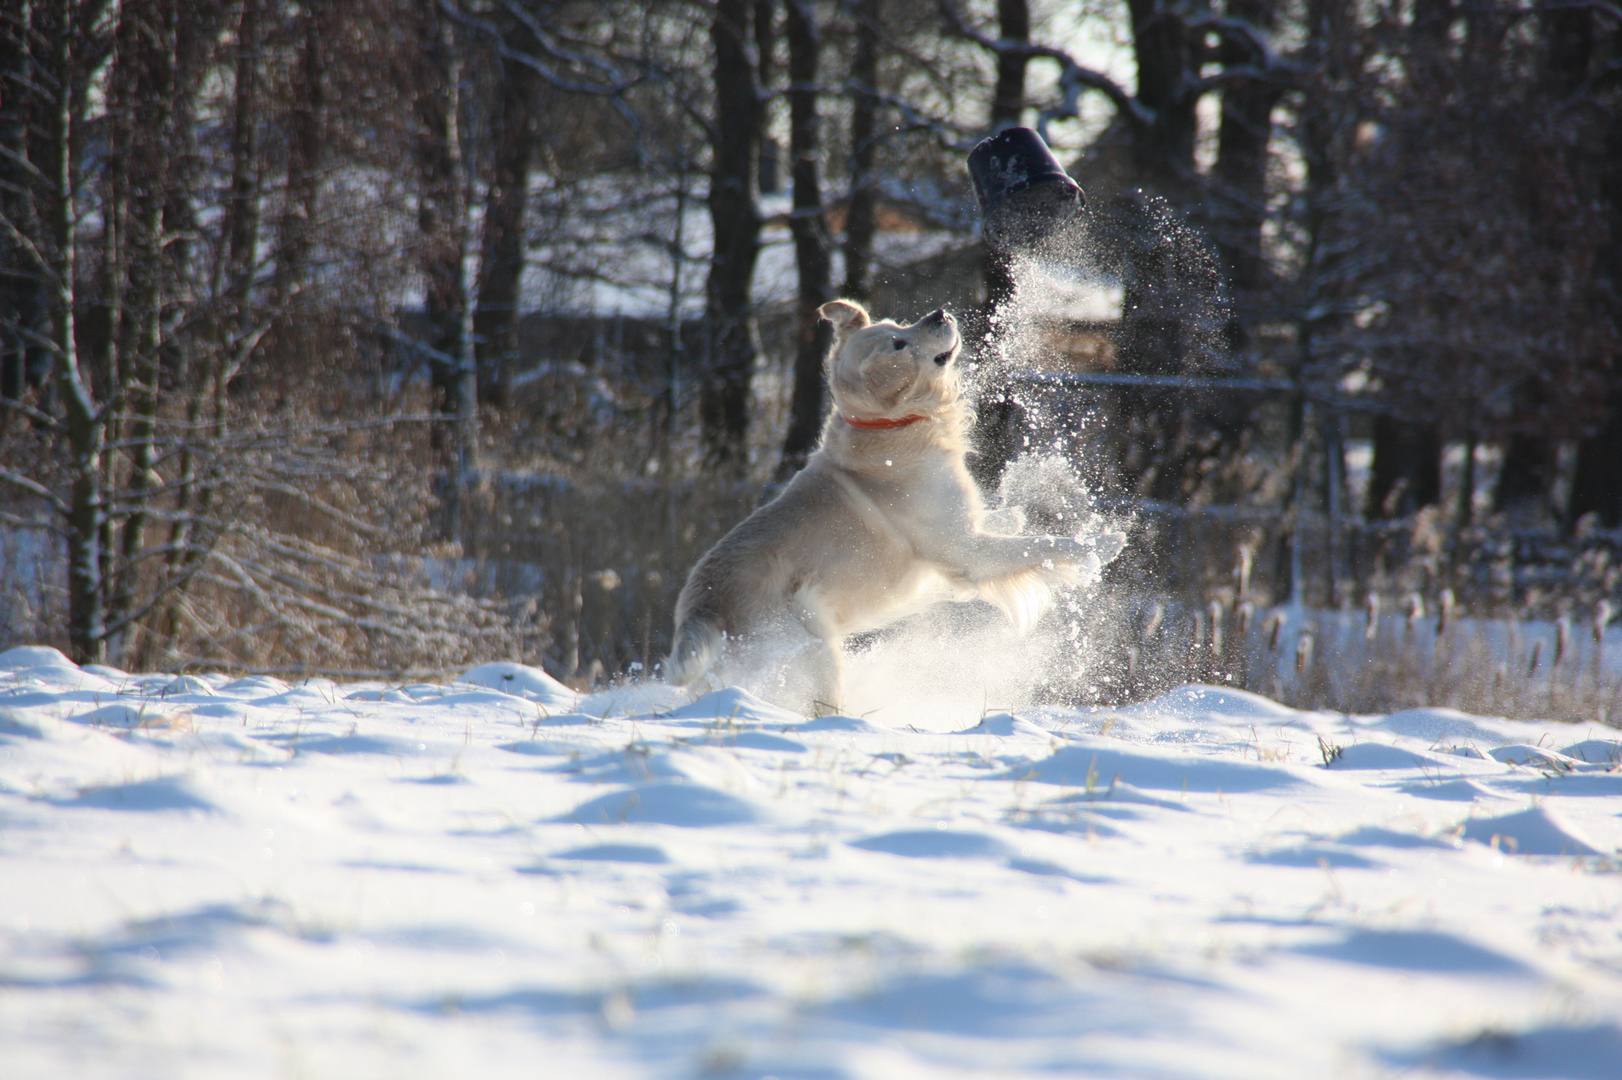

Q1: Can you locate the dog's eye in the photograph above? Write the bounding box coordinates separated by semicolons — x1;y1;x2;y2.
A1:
892;338;907;351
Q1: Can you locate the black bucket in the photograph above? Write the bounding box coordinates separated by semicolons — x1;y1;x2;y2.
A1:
967;127;1085;255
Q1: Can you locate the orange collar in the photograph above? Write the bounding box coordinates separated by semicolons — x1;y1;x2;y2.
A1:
842;412;929;430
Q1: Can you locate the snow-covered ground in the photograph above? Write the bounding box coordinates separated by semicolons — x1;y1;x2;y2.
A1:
3;645;1620;1079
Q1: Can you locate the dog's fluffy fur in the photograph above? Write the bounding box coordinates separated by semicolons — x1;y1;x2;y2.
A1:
667;300;1125;711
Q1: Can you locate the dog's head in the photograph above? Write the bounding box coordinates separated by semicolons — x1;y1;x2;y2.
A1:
818;300;962;421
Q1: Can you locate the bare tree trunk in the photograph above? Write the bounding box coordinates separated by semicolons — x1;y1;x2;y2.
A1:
841;0;878;302
1365;0;1452;521
108;0;180;656
1124;0;1199;194
155;0;261;660
988;0;1028;131
0;4;36;410
224;0;261;306
472;34;540;410
1115;0;1204;377
275;0;323;304
27;0;106;662
1211;0;1281;296
414;2;477;487
981;0;1028;313
1571;30;1621;530
701;0;762;467
1367;413;1441;518
1570;392;1622;528
1494;434;1559;519
776;0;833;479
754;0;780;194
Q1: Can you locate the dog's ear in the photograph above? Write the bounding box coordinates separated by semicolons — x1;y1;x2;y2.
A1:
819;300;871;335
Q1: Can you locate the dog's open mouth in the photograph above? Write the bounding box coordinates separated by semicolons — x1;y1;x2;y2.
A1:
933;346;958;366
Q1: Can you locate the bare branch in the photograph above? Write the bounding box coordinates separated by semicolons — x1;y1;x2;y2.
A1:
0;395;64;430
0;468;70;517
936;0;1153;129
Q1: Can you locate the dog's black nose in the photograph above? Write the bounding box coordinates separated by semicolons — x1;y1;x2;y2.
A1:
925;308;948;324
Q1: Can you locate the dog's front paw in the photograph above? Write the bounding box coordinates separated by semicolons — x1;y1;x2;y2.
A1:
1077;530;1128;565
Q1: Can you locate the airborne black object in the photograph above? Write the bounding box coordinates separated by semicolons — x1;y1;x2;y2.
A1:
967;126;1086;255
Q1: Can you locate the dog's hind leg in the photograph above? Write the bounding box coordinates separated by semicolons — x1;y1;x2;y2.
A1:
771;637;841;716
784;593;845;714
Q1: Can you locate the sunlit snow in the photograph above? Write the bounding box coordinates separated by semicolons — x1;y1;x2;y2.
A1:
3;645;1620;1078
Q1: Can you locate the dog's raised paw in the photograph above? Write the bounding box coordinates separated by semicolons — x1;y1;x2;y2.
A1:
1079;530;1128;565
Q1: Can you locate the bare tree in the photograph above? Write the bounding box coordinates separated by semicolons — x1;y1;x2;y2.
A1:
776;0;835;478
840;0;880;302
701;0;763;466
471;8;544;409
273;0;325;304
1210;0;1283;303
411;0;478;483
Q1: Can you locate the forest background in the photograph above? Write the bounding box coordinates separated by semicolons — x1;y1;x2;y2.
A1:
2;0;1620;719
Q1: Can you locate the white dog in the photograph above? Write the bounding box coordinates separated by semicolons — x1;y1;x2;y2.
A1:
667;300;1125;711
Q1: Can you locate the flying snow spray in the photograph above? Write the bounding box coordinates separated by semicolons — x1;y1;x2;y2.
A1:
962;126;1091;490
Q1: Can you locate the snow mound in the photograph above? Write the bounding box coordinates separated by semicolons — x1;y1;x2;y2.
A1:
559;781;768;827
1397;778;1507;801
1488;744;1581;769
0;645;77;673
0;710;45;739
268;731;434;757
958;712;1051;737
1126;683;1301;723
66;702;186;730
1016;738;1305;792
1373;706;1506;743
724;731;807;752
1327;742;1451;770
1404;1022;1622;1080
786;714;892;734
552;843;670;864
565;746;761;792
1246;843;1383;869
217;675;290;696
1295;928;1532;976
148;674;217;698
848;829;1012;859
577;682;693;717
657;686;803;725
1048;779;1189;810
527;712;602;727
1458;807;1606;856
1333;825;1460;849
456;662;579;709
1560;739;1622;766
53;775;220;814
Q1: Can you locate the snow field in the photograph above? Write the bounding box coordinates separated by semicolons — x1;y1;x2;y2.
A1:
2;646;1621;1078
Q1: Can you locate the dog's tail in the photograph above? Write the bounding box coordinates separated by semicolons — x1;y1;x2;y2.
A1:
666;612;724;687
